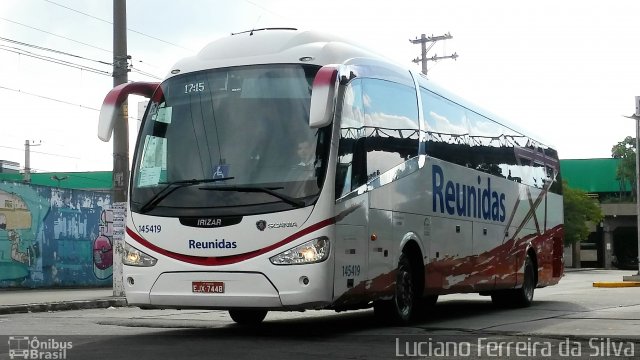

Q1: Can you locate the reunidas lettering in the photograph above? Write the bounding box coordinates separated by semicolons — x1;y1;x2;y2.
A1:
432;164;506;222
189;239;238;249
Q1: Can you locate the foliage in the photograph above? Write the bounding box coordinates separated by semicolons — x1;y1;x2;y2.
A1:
611;136;636;199
563;181;603;245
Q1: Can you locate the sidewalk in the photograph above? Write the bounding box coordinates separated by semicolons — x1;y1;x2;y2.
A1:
0;288;126;315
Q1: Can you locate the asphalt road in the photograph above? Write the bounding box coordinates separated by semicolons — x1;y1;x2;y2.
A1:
1;269;639;360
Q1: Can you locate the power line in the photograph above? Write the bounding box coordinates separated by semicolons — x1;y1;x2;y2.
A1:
0;82;146;121
43;0;110;24
130;66;162;80
243;0;291;22
0;37;163;80
1;25;162;79
0;36;112;66
0;145;80;159
0;16;111;53
0;84;101;111
43;0;194;52
0;45;111;76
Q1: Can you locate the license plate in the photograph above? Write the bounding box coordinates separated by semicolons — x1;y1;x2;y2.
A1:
192;281;224;293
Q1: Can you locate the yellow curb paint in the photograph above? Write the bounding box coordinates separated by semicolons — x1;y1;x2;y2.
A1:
593;282;640;288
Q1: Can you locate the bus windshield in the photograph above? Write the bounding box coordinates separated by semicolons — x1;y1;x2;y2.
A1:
130;64;329;216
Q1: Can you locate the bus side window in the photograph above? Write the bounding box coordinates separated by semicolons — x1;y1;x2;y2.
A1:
362;78;419;179
466;111;511;178
336;79;365;199
420;88;469;166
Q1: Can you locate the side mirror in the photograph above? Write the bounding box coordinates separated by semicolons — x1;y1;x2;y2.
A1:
309;65;339;128
98;81;160;142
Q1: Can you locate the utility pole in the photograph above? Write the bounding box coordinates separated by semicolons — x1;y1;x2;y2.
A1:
410;33;458;77
623;96;640;281
112;0;129;297
23;140;41;183
113;0;129;203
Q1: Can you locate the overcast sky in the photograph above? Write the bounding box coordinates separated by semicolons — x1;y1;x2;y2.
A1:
1;0;639;173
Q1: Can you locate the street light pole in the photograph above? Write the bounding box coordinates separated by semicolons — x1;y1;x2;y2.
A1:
113;0;129;203
623;96;640;280
635;111;640;276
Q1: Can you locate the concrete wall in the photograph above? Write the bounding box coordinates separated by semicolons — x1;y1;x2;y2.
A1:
0;181;113;288
601;203;636;216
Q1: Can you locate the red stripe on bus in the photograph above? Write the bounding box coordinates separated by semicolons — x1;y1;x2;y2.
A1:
125;217;336;266
312;66;338;87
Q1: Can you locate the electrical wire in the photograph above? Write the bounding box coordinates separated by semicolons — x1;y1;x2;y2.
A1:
0;45;111;76
130;66;162;80
0;82;147;122
0;84;101;111
0;16;111;53
0;41;163;80
0;36;112;66
43;0;194;52
0;145;80;159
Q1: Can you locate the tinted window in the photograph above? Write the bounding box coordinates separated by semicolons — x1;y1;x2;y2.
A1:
362;79;419;180
420;87;561;195
336;79;366;199
421;89;470;167
467;111;512;178
130;64;329;216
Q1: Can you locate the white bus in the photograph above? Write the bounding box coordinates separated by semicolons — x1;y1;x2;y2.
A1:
98;28;564;324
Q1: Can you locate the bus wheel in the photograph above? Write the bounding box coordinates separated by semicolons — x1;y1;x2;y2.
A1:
491;254;535;308
512;255;535;307
229;310;268;325
374;253;415;324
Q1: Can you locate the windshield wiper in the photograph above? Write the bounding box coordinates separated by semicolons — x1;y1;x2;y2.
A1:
138;177;234;214
199;185;306;208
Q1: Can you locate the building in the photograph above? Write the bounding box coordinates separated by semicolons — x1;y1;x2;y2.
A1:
0;160;20;174
561;158;638;269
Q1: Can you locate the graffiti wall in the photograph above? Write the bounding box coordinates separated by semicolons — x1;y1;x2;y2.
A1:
0;181;113;288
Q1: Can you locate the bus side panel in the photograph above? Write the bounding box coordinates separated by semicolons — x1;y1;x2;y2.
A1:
427;216;474;293
495;187;564;290
471;221;504;292
367;208;395;298
332;195;368;306
532;194;564;287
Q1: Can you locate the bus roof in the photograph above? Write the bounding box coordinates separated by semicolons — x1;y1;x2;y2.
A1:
167;28;387;78
165;28;556;151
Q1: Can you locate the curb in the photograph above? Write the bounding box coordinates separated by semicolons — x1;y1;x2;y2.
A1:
0;298;127;315
592;281;640;288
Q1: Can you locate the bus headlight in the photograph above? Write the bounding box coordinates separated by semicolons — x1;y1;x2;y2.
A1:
123;242;157;267
270;237;330;265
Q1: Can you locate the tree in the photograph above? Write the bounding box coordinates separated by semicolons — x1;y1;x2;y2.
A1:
611;136;636;200
563;181;603;267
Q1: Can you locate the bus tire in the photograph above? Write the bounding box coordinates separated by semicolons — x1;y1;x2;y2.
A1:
374;253;416;324
228;309;268;325
491;254;535;308
512;254;535;307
